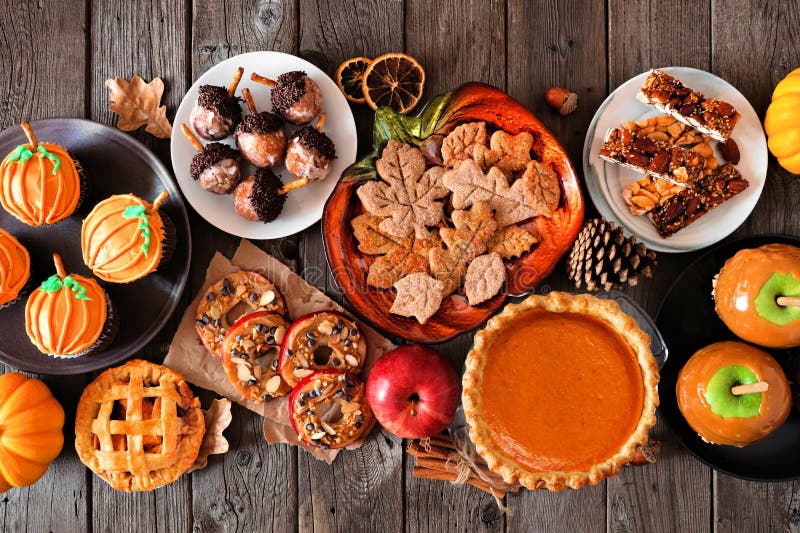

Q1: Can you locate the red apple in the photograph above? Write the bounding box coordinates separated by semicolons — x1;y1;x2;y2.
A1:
366;345;459;439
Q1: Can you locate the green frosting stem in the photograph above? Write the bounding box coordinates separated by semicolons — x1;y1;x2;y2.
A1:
40;274;91;301
7;144;62;175
36;145;61;175
122;204;151;257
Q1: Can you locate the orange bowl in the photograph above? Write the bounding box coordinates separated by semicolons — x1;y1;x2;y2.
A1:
322;82;584;343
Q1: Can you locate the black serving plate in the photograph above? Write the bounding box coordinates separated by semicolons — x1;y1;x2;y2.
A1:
657;234;800;481
0;119;190;375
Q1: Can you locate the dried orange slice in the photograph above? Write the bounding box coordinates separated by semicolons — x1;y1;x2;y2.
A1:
361;53;425;114
335;56;371;104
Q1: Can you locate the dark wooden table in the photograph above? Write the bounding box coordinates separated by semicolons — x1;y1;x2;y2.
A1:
1;1;799;531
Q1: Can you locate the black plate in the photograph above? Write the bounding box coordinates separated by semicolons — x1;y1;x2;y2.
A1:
657;234;800;481
0;119;190;375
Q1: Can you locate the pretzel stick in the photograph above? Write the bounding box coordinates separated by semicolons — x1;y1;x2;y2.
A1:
53;253;66;278
777;296;800;307
315;113;326;131
242;88;258;114
180;124;204;151
731;382;769;395
251;72;276;88
279;177;310;194
20;121;37;146
228;67;244;97
149;190;169;214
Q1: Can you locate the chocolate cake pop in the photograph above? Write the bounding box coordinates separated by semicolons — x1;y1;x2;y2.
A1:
233;88;286;168
181;124;241;195
233;168;313;223
285;113;336;183
252;71;322;126
190;67;244;140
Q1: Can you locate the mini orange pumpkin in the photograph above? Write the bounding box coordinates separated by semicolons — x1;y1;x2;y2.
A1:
25;253;108;356
0;373;65;492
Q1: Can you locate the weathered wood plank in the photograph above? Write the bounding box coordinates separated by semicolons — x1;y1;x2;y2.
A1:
712;1;800;530
88;1;191;530
0;1;89;532
293;2;405;532
504;0;606;529
606;0;714;531
189;1;300;531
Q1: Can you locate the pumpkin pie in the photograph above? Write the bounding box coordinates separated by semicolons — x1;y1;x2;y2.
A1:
462;292;659;491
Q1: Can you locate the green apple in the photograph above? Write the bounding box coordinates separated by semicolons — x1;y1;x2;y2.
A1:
754;272;800;326
705;365;762;418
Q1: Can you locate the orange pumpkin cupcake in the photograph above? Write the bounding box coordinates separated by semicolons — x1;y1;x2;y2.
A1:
0;121;84;226
81;191;175;283
0;228;31;308
25;253;117;357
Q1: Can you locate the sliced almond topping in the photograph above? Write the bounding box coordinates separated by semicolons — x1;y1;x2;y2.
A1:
260;291;275;306
253;365;263;379
295;351;309;367
321;421;337;435
242;339;256;350
310;430;327;440
344;354;359;367
208;305;222;320
236;284;247;296
237;364;253;382
264;375;282;394
294;368;313;379
274;327;285;344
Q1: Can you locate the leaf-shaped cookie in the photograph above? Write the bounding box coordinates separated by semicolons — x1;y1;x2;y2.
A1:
357;140;449;239
429;201;498;295
367;233;442;289
351;213;405;255
521;161;561;218
105;76;173;139
442;159;535;226
441;122;488;167
472;130;533;177
390;273;445;324
487;225;538;259
464;253;506;305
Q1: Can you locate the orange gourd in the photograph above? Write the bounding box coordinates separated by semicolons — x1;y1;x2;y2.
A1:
0;373;64;492
764;68;800;174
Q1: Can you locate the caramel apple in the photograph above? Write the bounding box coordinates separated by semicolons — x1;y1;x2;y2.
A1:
714;244;800;348
677;341;791;447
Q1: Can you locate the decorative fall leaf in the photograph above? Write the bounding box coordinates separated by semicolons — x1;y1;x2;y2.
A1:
487;224;538;259
429;201;498;295
106;75;173;139
441;121;488;167
521;161;561;218
390;273;445;324
351;213;405;255
367;233;441;289
187;398;232;473
357;140;449;239
464;252;506;305
442;159;535;226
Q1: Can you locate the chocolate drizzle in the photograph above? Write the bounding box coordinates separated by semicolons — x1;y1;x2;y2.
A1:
291;126;336;161
271;71;307;115
251;168;286;222
197;84;243;123
190;143;240;180
234;112;284;137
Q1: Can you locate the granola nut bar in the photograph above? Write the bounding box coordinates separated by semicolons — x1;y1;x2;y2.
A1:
648;163;749;237
636;69;741;141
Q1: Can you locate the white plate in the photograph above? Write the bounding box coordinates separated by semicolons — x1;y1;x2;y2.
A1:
583;67;767;253
171;51;357;239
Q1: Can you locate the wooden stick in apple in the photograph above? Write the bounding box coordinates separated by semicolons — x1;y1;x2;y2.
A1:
731;382;769;395
777;296;800;307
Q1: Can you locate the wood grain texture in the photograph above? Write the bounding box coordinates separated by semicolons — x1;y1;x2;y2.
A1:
712;1;800;530
0;1;89;532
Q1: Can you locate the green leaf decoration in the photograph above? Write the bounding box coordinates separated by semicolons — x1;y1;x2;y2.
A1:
36;145;61;175
63;275;91;301
122;204;151;257
8;144;34;164
40;274;91;300
41;274;64;293
342;90;456;183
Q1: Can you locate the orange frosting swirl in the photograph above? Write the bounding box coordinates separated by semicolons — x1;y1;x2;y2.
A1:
0;142;81;226
25;273;107;356
0;228;30;305
81;194;165;283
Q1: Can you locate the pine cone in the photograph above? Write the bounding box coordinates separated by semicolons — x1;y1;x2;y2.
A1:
567;218;657;292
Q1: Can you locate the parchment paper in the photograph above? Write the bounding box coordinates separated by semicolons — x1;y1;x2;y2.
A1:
164;239;396;462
